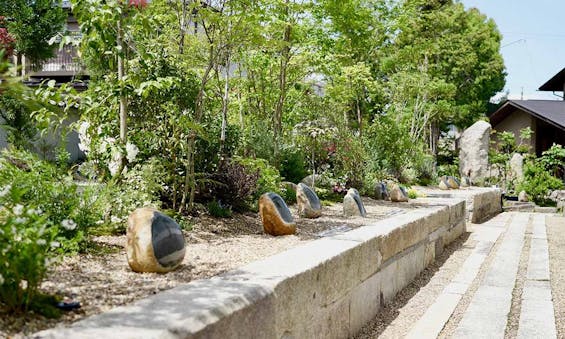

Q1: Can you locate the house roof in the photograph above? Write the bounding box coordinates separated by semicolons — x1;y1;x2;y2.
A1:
539;68;565;91
489;100;565;130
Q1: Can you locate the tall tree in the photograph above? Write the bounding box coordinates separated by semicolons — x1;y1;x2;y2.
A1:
0;0;66;72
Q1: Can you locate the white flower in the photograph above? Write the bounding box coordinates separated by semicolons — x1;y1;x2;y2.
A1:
50;241;60;248
61;219;77;231
126;142;139;163
0;184;11;198
27;208;42;216
36;239;47;245
0;273;4;285
13;204;23;216
19;280;28;290
77;121;91;153
110;215;121;224
14;217;27;224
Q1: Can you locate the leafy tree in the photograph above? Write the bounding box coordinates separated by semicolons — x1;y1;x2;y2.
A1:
0;0;66;71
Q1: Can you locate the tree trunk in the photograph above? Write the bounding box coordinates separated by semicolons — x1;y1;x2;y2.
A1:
273;1;291;166
219;54;230;156
113;15;128;180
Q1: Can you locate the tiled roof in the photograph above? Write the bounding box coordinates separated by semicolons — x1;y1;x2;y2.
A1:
489;100;565;130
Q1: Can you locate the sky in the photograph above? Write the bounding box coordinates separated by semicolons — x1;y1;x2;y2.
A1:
460;0;565;101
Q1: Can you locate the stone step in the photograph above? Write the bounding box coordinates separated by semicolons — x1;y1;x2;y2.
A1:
405;213;511;339
452;213;529;338
517;214;557;339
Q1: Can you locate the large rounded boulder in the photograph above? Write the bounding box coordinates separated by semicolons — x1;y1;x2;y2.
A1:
296;183;322;218
126;207;186;273
259;193;296;236
390;184;409;202
343;188;367;217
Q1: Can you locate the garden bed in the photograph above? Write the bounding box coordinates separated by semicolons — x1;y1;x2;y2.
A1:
0;197;410;337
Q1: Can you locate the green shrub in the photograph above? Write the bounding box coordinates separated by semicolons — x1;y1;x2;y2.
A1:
517;160;564;206
279;147;308;183
235;156;282;199
0;179;62;316
206;159;259;212
0;148;101;252
207;199;233;218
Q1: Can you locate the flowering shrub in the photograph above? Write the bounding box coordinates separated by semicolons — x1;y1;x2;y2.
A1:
0;149;102;252
0;183;62;316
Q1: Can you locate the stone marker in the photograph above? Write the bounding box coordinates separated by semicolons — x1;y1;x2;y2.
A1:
459;120;491;183
259;193;296;236
296;183;322;218
374;182;390;200
343;188;367;217
300;174;330;189
439;176;450;190
390;184;409;202
126;207;186;273
509;153;524;181
460;175;471;187
446;176;460;189
518;190;529;202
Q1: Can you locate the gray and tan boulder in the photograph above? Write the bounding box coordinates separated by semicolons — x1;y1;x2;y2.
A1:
343;188;367;217
439;176;450;190
259;193;296;236
460;175;471;187
374;182;390;200
390;184;409;202
296;183;322;218
459;120;491;183
518;190;529;202
126;207;186;273
446;176;460;189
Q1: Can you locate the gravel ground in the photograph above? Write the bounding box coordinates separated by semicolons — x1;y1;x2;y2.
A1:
547;215;565;338
0;197;407;338
352;227;474;338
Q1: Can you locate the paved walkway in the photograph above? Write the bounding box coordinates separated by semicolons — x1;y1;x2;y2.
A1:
356;212;564;338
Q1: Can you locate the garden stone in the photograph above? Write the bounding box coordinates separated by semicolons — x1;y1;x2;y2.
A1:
126;207;186;273
509;153;524;181
390;184;409;202
301;174;330;189
343;188;367;217
446;176;460;189
439;176;450;190
549;190;565;203
259;193;296;236
281;181;298;192
296;183;322;218
374;182;390;200
460;176;471;187
518;190;529;202
459;120;491;183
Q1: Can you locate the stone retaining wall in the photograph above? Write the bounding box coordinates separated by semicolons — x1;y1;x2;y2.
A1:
38;190;499;339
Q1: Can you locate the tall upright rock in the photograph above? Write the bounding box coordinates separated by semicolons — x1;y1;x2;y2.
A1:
459;120;491;183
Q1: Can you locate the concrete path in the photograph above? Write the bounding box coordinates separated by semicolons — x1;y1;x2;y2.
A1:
402;212;559;339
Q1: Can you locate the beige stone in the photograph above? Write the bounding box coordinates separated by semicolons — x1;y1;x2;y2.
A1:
390;184;409;202
126;207;186;273
446;176;460;189
259;193;296;236
518;190;529;202
343;188;367;217
439;176;450;190
296;183;322;218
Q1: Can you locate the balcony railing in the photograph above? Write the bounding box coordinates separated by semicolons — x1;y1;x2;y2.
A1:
27;44;85;76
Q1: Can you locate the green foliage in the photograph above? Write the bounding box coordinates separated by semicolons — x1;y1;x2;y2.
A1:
1;0;66;67
206;159;259;212
0;149;101;252
207;199;233;218
235;156;282;201
0;195;61;316
517;160;564;206
279;147;308;183
539;144;565;179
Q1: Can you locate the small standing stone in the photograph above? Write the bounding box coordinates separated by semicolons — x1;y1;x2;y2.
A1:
390;184;409;202
259;193;296;236
439;176;450;190
460;176;471;187
343;188;367;217
126;207;186;273
446;176;460;189
518;190;529;202
374;182;390;200
296;183;322;218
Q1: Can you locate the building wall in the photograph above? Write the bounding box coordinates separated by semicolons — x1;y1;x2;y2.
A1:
492;109;536;153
